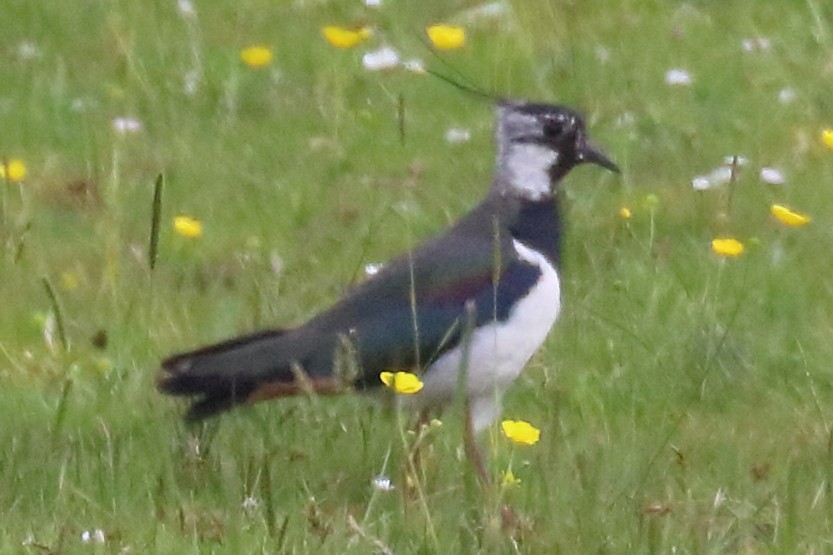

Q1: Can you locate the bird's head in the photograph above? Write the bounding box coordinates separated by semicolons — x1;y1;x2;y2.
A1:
495;100;619;200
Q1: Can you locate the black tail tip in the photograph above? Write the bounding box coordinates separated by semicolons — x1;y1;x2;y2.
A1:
156;363;257;421
155;366;194;396
183;394;237;422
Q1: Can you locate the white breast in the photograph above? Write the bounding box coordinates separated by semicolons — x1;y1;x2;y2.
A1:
404;240;561;431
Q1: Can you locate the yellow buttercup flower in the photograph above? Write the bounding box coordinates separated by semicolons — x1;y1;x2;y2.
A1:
501;419;541;446
60;270;80;290
1;159;26;182
711;238;744;257
501;469;522;487
173;215;203;238
93;356;114;375
240;45;273;69
770;204;811;227
821;129;833;150
379;371;424;394
322;26;372;49
619;206;632;220
426;24;466;50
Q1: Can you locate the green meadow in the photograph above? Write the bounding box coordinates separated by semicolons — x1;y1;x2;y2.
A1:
2;0;833;552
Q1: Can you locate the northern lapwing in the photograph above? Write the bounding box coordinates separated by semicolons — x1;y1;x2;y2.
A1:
158;100;618;479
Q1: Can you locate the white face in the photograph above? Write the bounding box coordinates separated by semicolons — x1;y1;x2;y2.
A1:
495;104;569;201
503;142;558;201
492;102;616;200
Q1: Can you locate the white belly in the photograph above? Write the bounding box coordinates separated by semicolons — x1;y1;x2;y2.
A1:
404;240;561;431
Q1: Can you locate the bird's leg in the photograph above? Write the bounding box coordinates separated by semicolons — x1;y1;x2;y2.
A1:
455;300;491;485
463;397;490;485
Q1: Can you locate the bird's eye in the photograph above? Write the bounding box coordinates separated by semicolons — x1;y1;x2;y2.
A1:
543;122;563;139
543;118;568;140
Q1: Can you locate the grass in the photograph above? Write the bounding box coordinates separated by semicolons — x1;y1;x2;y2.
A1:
2;0;833;552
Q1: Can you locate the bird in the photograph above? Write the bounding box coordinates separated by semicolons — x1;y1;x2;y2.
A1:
158;99;618;478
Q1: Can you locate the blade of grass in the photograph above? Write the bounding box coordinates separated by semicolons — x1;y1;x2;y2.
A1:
261;453;276;539
51;378;73;440
42;276;68;352
149;173;164;271
398;93;406;145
